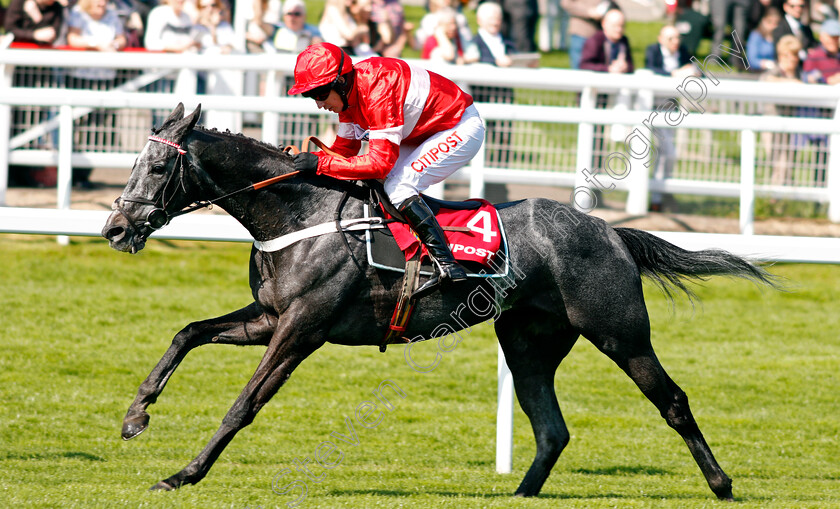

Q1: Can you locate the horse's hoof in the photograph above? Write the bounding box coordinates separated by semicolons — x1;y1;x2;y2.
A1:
513;486;540;497
122;412;150;440
150;480;176;491
712;476;733;501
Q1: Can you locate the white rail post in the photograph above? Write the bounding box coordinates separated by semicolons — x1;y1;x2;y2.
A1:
262;71;281;145
0;61;11;206
56;105;74;245
573;86;596;211
469;134;487;199
740;129;756;235
828;99;840;223
626;80;653;215
496;344;514;474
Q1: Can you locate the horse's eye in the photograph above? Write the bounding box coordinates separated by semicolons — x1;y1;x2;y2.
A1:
151;163;166;174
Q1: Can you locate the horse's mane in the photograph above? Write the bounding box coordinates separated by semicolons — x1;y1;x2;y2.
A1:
193;125;293;161
189;125;367;200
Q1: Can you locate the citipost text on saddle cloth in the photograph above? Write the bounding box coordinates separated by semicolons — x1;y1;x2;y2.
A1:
386;200;502;266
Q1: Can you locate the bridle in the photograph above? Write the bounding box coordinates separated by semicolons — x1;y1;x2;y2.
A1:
114;134;300;233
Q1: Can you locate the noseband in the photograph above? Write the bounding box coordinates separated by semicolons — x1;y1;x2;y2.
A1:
114;135;192;232
114;134;301;234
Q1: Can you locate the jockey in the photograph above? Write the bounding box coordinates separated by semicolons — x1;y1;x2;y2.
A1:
288;42;486;299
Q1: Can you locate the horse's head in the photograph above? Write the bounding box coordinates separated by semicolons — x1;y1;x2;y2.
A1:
102;103;201;253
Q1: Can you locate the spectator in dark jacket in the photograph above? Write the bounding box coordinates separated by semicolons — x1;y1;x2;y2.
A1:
645;25;696;76
579;8;633;73
3;0;64;45
464;1;516;166
644;25;697;213
465;1;517;66
772;0;817;58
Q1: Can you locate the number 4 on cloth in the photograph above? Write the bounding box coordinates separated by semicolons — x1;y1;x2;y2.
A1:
467;211;497;243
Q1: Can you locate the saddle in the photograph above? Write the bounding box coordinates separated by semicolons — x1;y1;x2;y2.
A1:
363;180;506;273
366;179;481;224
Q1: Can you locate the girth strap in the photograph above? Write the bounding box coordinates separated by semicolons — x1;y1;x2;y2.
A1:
253;218;386;252
379;252;422;352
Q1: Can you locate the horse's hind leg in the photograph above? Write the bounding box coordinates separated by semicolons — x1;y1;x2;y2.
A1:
585;315;734;500
123;302;275;440
494;307;577;497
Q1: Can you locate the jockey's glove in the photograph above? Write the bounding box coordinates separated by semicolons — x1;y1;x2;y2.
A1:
293;152;319;174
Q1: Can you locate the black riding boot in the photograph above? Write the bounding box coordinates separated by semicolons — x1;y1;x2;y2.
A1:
399;195;468;299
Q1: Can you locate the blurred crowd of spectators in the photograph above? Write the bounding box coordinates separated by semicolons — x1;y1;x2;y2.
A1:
3;0;840;83
1;0;235;53
2;0;836;201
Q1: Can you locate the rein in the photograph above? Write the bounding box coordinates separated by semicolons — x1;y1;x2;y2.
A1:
116;135;300;231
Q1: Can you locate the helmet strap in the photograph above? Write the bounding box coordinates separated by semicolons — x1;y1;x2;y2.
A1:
331;49;351;112
335;71;354;112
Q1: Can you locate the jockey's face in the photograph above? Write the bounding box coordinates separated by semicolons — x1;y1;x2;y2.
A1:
314;90;344;114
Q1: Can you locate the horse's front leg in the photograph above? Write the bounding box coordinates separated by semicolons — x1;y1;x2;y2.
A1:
123;302;276;440
150;305;326;490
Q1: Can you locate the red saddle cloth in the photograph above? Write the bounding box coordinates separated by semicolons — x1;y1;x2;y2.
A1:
386;199;502;267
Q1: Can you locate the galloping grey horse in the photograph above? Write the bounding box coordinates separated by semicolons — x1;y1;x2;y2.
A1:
102;103;776;499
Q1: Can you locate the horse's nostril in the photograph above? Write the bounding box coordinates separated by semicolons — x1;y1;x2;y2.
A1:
104;226;126;241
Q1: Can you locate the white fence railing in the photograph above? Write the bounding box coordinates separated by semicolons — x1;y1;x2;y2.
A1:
2;48;840;226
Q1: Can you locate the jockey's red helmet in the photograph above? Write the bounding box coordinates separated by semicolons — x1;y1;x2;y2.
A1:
288;43;354;96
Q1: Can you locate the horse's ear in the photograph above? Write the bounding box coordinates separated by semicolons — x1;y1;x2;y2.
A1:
167;104;201;142
160;103;186;131
185;104;201;131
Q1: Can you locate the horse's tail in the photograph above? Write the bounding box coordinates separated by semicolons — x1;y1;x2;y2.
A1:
614;227;781;302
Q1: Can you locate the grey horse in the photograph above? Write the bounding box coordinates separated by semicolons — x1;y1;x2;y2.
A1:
102;103;777;499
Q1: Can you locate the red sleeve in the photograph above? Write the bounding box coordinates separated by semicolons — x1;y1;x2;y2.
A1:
315;138;399;180
329;135;362;158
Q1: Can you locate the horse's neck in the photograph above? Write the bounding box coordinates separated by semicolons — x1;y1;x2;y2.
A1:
191;133;364;242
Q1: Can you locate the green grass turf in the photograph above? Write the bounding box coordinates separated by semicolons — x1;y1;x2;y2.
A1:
1;235;839;508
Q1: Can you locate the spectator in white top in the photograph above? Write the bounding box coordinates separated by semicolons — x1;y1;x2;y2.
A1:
273;0;323;53
144;0;199;52
66;0;127;59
